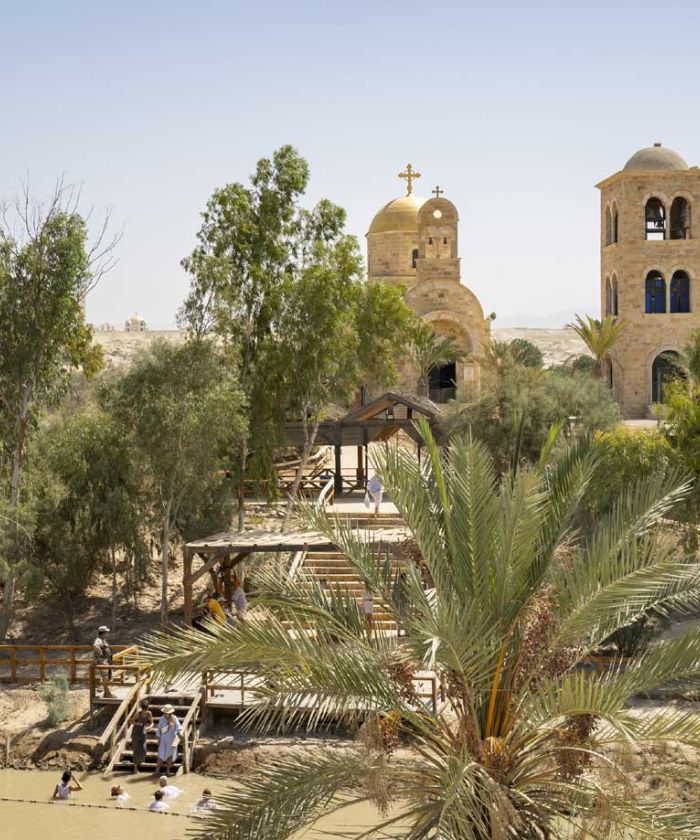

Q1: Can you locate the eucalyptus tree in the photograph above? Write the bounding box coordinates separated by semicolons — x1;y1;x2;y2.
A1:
146;425;700;839
0;182;115;638
104;338;244;623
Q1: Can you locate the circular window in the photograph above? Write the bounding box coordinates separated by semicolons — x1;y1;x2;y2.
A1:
432;209;442;219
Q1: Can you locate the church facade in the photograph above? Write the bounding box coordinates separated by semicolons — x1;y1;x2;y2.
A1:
597;144;699;417
366;166;491;402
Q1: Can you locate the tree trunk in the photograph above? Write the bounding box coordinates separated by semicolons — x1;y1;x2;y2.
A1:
282;413;321;532
160;501;172;625
237;440;248;532
0;428;26;641
111;547;118;629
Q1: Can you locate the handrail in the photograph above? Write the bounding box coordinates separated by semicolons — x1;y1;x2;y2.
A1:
288;549;307;580
0;644;138;685
316;476;335;510
180;686;204;774
97;676;149;774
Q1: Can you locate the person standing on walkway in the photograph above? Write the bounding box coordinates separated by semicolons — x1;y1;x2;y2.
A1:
362;584;375;637
129;698;153;772
232;576;248;621
367;474;383;517
93;625;114;699
154;704;182;776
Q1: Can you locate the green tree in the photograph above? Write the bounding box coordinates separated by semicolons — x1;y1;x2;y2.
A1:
0;184;113;639
181;146;311;529
409;321;466;397
508;337;543;368
568;314;627;379
104;339;243;623
146;427;700;839
31;410;146;632
272;217;412;509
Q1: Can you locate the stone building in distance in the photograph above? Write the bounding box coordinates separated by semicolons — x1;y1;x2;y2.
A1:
366;165;492;402
597;143;698;417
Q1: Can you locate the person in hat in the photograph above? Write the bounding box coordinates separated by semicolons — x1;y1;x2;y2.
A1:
93;625;114;699
154;704;182;776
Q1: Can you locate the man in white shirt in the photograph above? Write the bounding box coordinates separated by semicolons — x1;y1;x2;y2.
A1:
158;775;182;798
232;577;248;620
149;790;168;812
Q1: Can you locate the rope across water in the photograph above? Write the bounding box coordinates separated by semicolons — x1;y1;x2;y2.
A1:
0;794;195;817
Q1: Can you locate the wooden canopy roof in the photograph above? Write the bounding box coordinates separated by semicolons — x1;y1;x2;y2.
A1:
284;391;442;448
186;525;411;556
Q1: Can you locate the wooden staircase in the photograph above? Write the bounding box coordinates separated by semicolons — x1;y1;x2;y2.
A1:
301;512;408;636
106;688;202;775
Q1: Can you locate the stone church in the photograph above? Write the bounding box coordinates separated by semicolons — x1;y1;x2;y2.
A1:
366;165;492;402
598;143;699;418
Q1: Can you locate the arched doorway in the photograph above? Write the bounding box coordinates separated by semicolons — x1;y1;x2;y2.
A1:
651;351;685;403
429;362;457;403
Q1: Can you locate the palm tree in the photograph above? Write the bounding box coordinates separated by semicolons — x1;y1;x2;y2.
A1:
568;314;627;379
411;321;466;397
145;427;700;839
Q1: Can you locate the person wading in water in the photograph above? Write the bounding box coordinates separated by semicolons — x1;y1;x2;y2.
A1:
129;698;153;772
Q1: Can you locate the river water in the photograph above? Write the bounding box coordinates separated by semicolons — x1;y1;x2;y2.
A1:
0;768;384;839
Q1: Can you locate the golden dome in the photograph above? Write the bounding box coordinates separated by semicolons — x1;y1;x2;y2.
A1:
368;194;427;234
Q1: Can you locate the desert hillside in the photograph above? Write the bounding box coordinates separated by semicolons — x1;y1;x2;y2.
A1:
94;327;588;370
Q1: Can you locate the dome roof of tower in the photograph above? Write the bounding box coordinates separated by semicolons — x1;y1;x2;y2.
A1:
368;194;427;234
623;144;689;172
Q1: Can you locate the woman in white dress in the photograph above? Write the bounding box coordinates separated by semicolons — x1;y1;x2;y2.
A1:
154;704;182;776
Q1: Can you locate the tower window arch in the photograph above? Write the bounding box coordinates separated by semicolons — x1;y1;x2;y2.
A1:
652;351;685;403
670;197;691;240
604;275;612;315
645;270;666;313
611;274;619;316
604;206;612;246
645;198;666;240
612;205;619;243
411;248;418;269
670;270;690;313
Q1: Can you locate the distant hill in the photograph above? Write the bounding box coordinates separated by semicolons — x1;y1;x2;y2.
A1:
93;327;589;372
495;308;597;329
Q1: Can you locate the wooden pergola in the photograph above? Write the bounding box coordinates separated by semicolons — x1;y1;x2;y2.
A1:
283;391;442;496
182;525;409;624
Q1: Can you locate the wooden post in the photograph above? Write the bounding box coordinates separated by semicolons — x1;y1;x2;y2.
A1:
39;647;46;681
89;664;96;708
10;648;16;683
183;547;193;626
334;444;342;497
70;649;76;684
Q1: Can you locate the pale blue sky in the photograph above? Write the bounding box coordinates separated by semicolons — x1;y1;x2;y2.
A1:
1;1;697;328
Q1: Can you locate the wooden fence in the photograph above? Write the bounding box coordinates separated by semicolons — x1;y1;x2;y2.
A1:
0;644;140;685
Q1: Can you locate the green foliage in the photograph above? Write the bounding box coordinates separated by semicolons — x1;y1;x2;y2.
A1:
664;378;700;473
0;185;112;638
680;327;700;382
508;337;543;368
584;427;684;518
145;428;700;839
103;338;244;621
568;313;627;377
408;321;466;396
38;675;70;727
442;356;619;469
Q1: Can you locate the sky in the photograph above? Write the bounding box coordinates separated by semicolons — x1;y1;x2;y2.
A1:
1;0;698;329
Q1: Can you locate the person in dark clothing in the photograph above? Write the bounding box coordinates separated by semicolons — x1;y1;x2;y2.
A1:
129;698;153;772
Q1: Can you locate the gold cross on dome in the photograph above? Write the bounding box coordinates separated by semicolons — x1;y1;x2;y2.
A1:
398;163;421;195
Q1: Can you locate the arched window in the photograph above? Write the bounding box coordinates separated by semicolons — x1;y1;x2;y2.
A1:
428;362;457;403
604;276;612;315
611;275;619;316
645;198;666;240
604;206;612;246
670;270;690;313
651;351;685;403
612;206;619;243
645;270;666;313
411;248;418;269
670;197;691;240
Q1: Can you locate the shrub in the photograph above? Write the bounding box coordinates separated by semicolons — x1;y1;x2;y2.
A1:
38;675;71;727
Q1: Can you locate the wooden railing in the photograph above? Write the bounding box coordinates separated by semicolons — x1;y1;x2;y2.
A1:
98;677;148;773
0;644;139;685
89;660;150;707
203;668;261;707
180;686;204;773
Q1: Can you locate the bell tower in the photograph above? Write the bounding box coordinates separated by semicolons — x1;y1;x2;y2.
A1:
597;143;700;417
